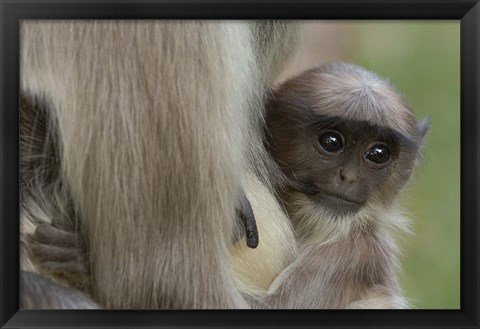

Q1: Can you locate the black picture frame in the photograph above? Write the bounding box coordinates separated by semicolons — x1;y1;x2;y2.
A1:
1;1;478;328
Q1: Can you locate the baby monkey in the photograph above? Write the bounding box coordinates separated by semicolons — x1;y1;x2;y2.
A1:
262;61;428;308
27;61;427;309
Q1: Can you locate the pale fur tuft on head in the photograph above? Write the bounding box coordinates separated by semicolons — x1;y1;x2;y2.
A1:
274;61;424;143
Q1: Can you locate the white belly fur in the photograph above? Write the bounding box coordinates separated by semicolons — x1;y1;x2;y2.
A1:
230;174;297;297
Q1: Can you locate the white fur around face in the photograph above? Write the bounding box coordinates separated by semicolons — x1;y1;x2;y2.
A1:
285;190;410;248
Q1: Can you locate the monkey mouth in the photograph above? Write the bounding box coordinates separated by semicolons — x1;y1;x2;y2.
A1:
290;181;365;213
309;192;365;215
299;184;365;214
311;191;363;205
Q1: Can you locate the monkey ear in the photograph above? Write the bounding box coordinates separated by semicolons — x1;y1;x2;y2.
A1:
417;116;430;140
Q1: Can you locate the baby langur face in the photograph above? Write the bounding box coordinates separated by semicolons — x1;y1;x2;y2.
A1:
290;117;403;215
265;62;426;217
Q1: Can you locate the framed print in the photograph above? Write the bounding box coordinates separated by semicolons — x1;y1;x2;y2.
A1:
1;1;479;328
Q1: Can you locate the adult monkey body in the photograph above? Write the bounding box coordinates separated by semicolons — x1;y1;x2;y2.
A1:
20;21;300;309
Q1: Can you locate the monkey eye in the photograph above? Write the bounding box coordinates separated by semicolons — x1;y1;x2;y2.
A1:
318;130;344;154
364;143;391;165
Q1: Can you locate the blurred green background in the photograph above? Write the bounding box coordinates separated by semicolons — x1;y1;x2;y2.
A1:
279;21;460;309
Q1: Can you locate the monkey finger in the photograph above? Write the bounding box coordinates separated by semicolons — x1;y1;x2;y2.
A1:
237;194;259;249
239;211;259;249
235;190;259;248
237;191;259;249
34;224;86;250
29;242;83;263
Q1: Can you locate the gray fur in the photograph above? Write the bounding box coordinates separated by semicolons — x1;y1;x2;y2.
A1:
20;271;99;309
20;21;301;309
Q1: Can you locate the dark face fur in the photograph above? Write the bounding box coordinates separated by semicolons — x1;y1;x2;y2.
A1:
265;62;426;216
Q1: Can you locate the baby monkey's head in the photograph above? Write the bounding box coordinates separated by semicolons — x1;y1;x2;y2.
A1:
266;62;428;219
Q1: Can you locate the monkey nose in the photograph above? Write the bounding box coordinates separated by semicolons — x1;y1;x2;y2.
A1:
339;168;358;184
